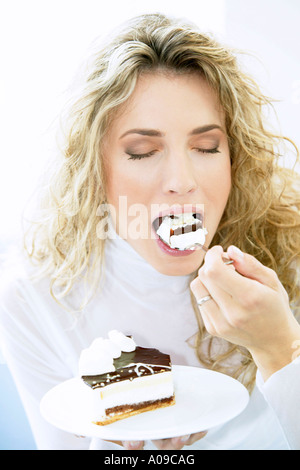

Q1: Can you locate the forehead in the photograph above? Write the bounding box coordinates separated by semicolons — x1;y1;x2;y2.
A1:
108;71;224;134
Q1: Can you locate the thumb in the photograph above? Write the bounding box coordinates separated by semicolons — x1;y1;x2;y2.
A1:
227;245;279;290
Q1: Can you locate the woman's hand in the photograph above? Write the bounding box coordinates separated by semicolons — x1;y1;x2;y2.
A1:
190;245;300;381
122;431;207;450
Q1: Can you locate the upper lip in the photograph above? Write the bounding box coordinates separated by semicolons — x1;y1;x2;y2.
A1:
151;204;204;231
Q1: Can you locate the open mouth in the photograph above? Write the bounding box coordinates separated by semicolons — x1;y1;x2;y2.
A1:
152;212;208;251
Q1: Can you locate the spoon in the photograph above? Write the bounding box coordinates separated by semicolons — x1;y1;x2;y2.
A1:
184;242;234;265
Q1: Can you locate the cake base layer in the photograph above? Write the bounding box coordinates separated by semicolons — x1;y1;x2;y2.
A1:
94;395;175;426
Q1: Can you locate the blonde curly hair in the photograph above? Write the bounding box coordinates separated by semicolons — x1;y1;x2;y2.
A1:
25;13;300;390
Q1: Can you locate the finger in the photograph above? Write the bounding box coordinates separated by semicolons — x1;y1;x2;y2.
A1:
227;245;280;290
122;440;144;450
199;246;266;301
186;430;208;445
153;431;207;450
152;437;188;450
190;277;218;333
191;247;236;310
190;275;210;301
169;431;208;449
190;276;227;336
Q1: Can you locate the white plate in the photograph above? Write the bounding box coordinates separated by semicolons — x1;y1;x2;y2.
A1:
40;365;249;441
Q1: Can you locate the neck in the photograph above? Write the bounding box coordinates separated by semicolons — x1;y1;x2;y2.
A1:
104;226;192;295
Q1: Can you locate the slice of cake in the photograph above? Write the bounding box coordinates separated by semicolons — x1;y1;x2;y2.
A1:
79;330;175;425
156;213;208;250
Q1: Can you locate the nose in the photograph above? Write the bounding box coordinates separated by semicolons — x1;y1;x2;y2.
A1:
161;152;198;196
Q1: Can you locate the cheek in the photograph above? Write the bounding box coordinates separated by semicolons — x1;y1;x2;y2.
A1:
104;162;153;238
105;162;128;202
202;163;231;212
106;162;154;205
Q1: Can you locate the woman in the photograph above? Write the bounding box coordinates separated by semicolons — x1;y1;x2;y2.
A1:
1;13;300;450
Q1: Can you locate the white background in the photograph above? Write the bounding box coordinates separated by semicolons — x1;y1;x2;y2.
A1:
0;0;299;242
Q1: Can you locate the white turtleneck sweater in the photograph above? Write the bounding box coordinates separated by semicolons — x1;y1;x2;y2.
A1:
0;232;299;450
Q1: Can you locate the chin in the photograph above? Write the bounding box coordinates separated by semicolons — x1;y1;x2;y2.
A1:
129;239;204;277
147;253;203;277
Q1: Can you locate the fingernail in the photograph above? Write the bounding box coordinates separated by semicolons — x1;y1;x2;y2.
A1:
123;440;143;450
229;245;244;260
179;434;191;443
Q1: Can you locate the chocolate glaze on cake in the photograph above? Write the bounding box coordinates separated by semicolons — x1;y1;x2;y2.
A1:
82;346;171;390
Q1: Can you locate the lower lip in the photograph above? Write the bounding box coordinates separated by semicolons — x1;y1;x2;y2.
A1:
155;235;195;257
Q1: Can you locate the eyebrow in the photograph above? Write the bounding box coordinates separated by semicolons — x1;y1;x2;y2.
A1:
120;129;164;139
119;124;224;139
189;124;225;135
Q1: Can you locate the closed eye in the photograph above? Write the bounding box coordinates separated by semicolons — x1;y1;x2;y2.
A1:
126;150;157;160
126;147;220;160
194;147;220;155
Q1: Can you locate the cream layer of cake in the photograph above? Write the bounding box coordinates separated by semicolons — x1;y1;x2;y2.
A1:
91;371;174;423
